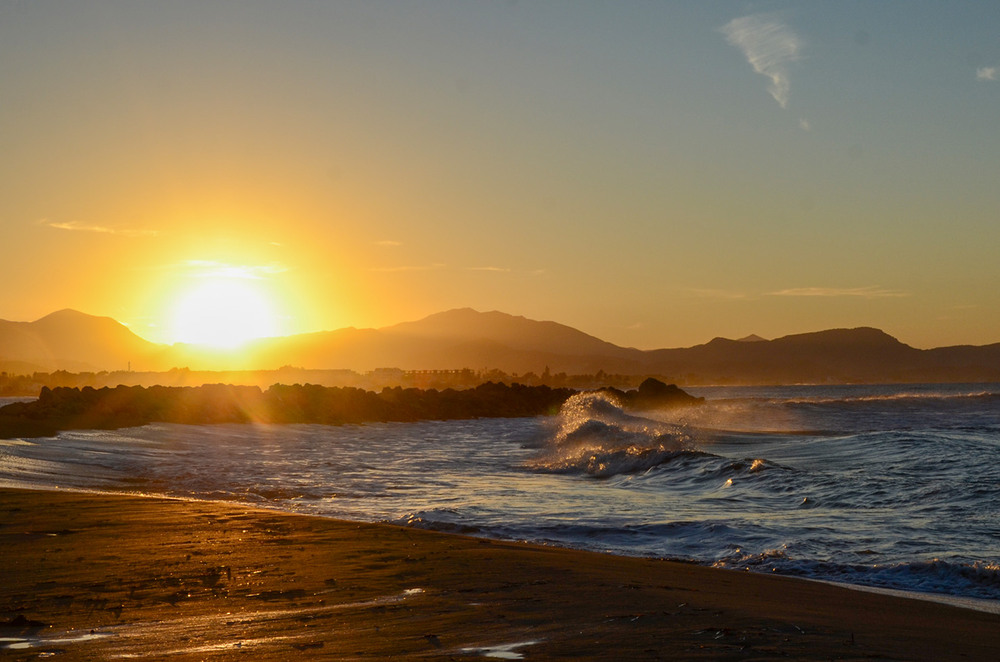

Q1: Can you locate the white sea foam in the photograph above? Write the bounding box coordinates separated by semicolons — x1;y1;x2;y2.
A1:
1;384;998;606
530;392;695;476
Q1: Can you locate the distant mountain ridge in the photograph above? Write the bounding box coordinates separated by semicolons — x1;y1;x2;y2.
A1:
0;309;163;373
2;308;999;384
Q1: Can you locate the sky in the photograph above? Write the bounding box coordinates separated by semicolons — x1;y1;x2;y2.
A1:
2;0;999;350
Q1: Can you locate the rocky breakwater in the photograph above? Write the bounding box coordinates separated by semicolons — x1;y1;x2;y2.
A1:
0;378;701;438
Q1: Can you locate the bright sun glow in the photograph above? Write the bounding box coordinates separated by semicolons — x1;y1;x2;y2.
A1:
169;279;279;348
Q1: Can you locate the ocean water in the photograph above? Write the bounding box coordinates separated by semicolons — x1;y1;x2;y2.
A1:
1;383;998;607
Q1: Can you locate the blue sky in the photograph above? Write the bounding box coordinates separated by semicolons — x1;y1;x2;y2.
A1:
1;1;998;349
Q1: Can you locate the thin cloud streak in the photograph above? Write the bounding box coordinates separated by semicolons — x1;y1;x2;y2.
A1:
683;287;750;300
370;264;513;274
41;219;160;237
769;286;909;298
369;264;446;273
182;260;287;279
720;13;802;109
976;66;997;81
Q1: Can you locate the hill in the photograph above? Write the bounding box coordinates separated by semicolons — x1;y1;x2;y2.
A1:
0;310;164;373
247;308;643;374
2;308;999;384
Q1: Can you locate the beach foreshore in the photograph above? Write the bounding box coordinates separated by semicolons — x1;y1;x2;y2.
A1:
2;488;998;661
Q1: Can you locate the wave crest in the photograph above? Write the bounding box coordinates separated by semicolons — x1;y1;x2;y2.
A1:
530;392;696;476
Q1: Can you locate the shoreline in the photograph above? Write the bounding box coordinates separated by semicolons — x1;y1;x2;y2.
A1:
7;481;1000;618
3;487;1000;660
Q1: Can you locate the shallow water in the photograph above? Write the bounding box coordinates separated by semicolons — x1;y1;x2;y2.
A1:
1;383;998;604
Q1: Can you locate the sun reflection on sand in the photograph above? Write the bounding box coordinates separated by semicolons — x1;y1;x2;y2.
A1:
460;640;541;660
1;588;431;657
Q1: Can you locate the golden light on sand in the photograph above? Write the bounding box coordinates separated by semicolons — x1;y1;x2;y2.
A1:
168;278;279;348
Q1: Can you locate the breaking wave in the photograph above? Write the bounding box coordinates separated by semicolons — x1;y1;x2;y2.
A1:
3;382;999;606
529;392;697;476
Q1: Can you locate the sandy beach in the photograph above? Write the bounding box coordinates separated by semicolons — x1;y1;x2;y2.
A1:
2;487;998;660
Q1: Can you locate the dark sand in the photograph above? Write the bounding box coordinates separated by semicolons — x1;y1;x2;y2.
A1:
2;488;998;660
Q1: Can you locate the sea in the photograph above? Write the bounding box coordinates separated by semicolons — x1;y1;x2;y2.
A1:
2;383;998;611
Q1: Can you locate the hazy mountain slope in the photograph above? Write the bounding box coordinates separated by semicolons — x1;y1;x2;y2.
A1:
0;310;162;372
249;312;642;374
919;343;1000;382
644;327;930;383
2;308;998;383
383;308;640;358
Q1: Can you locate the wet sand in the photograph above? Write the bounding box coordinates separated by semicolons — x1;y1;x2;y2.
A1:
2;487;999;660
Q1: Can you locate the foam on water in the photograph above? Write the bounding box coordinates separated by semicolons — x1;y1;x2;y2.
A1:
1;383;998;607
530;391;696;476
715;548;1000;602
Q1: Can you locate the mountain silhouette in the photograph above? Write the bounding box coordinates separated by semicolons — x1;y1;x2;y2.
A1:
642;327;932;383
383;308;635;357
0;309;162;372
246;309;641;374
2;308;999;383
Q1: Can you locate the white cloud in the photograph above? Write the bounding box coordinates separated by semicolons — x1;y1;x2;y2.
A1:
976;66;997;81
369;263;446;273
798;118;811;131
683;287;750;300
720;13;803;109
41;219;159;237
768;286;909;298
182;260;287;279
369;264;513;274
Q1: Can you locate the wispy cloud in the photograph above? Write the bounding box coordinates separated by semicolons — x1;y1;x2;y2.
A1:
369;264;514;274
798;118;811;131
976;66;997;81
768;286;909;298
720;13;803;109
369;263;446;273
374;240;403;247
183;260;287;279
467;266;511;273
41;219;159;237
683;287;750;300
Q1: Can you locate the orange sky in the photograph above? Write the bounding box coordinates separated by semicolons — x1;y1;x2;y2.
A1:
2;2;999;350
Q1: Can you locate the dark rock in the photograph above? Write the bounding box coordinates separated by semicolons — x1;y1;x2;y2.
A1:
0;380;701;437
624;378;704;409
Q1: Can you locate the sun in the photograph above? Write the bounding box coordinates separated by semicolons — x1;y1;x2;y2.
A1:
169;279;279;348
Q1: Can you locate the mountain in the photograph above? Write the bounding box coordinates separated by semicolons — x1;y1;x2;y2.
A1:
0;310;163;372
235;313;1000;383
2;308;999;384
247;309;644;374
382;308;635;358
643;327;927;383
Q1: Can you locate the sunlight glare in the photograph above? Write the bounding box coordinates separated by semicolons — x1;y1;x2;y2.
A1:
169;279;279;348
